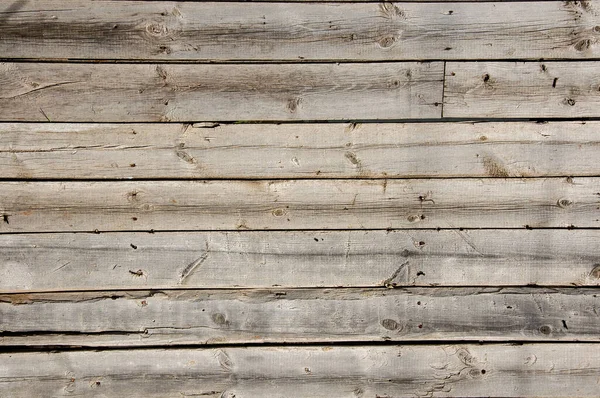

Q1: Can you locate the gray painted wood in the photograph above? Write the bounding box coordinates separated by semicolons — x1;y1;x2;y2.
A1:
0;62;442;122
1;288;599;346
0;178;598;232
445;61;600;118
1;1;597;61
2;230;600;292
1;344;598;397
2;121;600;179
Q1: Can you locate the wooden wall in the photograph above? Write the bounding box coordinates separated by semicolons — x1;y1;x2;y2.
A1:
1;0;600;396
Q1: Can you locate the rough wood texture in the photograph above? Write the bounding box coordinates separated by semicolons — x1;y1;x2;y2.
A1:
2;121;600;179
1;1;598;61
0;62;442;122
1;288;599;346
445;61;600;118
0;178;598;232
1;344;598;397
2;230;600;292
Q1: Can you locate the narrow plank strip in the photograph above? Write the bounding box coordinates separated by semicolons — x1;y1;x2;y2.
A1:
1;288;599;346
0;178;598;232
0;62;442;122
1;1;597;61
2;121;600;179
444;61;600;118
2;344;598;397
2;230;600;292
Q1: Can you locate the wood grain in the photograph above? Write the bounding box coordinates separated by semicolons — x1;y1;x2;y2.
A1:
2;230;600;292
2;121;600;179
0;178;598;232
0;62;442;122
1;288;599;346
1;1;598;61
445;61;600;118
2;344;599;397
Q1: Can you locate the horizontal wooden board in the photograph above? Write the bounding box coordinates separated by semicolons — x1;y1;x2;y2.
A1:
445;61;600;118
0;62;442;122
1;1;598;61
1;344;599;397
2;230;600;292
1;288;599;346
2;121;600;179
0;178;598;232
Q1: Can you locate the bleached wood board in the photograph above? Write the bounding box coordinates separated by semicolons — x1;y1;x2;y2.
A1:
1;288;599;346
444;61;600;118
0;62;442;122
1;1;598;61
2;230;600;292
2;344;599;397
2;121;600;179
0;178;598;232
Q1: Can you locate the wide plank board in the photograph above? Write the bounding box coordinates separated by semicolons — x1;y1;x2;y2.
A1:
0;62;442;122
2;121;600;179
2;344;599;397
2;230;600;292
0;178;598;232
1;1;598;61
444;61;600;118
1;288;599;346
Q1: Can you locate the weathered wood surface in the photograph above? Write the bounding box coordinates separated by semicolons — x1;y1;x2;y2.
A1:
2;121;600;179
2;1;598;61
1;344;598;397
1;288;599;346
0;62;442;122
445;61;600;118
2;230;600;292
0;178;598;232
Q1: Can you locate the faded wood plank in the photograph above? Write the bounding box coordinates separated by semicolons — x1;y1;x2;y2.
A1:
2;121;600;179
1;288;599;346
1;1;598;61
2;230;600;292
444;61;600;118
0;178;598;232
2;344;599;397
0;62;442;122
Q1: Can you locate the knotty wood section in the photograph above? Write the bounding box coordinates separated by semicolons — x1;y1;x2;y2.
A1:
1;288;599;346
2;230;600;292
445;61;600;118
1;1;598;61
2;121;600;179
0;62;442;122
0;178;597;232
1;344;597;397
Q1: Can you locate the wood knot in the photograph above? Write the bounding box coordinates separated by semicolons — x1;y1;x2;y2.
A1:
574;39;592;51
272;208;286;217
539;325;552;335
557;198;573;208
589;264;600;278
211;313;229;326
381;318;400;330
563;97;576;106
287;98;302;113
146;23;169;37
378;36;397;49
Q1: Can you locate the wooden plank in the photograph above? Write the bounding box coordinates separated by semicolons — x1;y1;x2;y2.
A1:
444;61;600;118
0;62;442;122
2;121;600;179
1;344;598;397
2;230;600;292
1;1;597;61
1;288;599;346
0;178;598;232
